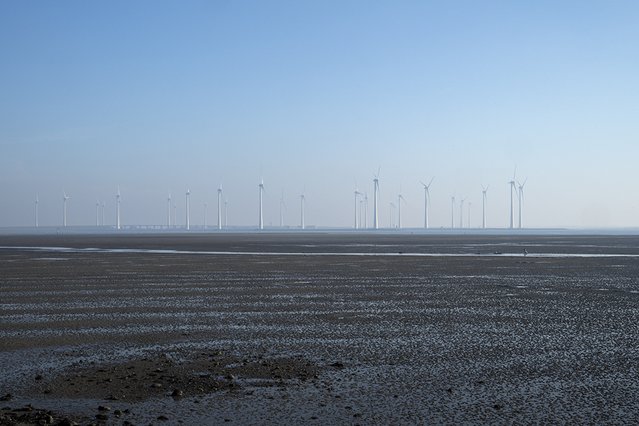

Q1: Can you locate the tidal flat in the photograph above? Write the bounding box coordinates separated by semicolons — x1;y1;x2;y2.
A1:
1;233;639;424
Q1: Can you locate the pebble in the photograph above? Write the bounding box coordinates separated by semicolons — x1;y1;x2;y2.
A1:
157;415;169;421
151;383;162;388
97;405;111;412
171;389;184;397
95;413;109;420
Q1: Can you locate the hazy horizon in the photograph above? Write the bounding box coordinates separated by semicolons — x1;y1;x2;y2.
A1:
2;1;638;229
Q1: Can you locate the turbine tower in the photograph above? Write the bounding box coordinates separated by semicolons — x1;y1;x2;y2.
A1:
420;178;434;229
459;198;465;228
101;202;105;227
62;192;70;227
96;200;100;226
373;168;380;230
508;169;517;229
167;193;172;228
397;192;405;229
354;189;362;229
116;187;121;230
389;202;396;228
258;179;265;230
279;192;286;227
518;178;527;229
217;185;223;230
224;199;228;228
300;192;305;230
451;196;455;229
481;185;489;229
186;189;191;230
35;195;39;228
364;193;368;229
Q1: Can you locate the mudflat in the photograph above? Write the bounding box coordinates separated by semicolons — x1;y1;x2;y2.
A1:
1;233;638;424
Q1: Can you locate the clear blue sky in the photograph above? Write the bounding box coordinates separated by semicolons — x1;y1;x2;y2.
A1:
1;1;638;228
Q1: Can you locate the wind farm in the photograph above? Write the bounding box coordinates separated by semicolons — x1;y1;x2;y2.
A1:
2;2;639;424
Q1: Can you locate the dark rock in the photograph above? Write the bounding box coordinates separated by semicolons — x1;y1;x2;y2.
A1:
157;415;169;421
97;405;111;412
35;374;43;381
171;389;184;397
150;383;162;389
493;403;503;410
113;409;123;417
95;413;109;420
0;393;11;401
330;362;344;368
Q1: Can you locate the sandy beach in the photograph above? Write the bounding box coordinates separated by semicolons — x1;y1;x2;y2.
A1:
1;233;639;424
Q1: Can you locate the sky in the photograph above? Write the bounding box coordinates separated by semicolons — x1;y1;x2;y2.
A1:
1;0;638;229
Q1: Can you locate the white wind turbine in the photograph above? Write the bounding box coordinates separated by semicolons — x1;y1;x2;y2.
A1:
101;202;105;227
420;178;434;229
35;195;39;228
258;179;265;230
389;202;396;228
508;168;517;229
116;187;121;230
373;169;381;230
62;191;70;227
279;192;286;227
186;189;191;230
353;188;362;229
224;199;228;228
300;191;305;230
518;178;527;229
451;196;455;229
481;185;489;229
364;193;368;229
167;193;172;228
217;185;223;230
397;191;405;229
96;200;100;226
459;198;465;228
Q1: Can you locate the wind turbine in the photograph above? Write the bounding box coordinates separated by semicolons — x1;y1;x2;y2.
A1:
420;178;434;229
354;188;363;229
459;198;465;228
279;192;286;227
481;185;489;229
62;191;70;227
373;168;380;230
185;189;191;230
451;196;455;229
217;185;223;230
224;199;228;228
258;179;265;230
364;193;368;229
389;202;396;228
167;193;172;228
35;195;39;228
300;192;305;230
397;191;405;229
96;200;100;226
101;202;105;227
508;168;517;229
116;187;121;230
518;178;527;229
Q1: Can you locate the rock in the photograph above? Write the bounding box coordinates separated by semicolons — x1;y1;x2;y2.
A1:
58;419;78;426
0;393;11;401
150;383;162;389
95;413;109;420
157;415;169;421
329;362;344;368
35;374;43;381
493;403;503;410
171;389;184;397
113;409;123;417
97;405;111;412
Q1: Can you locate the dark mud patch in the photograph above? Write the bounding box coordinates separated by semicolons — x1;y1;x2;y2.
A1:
35;349;320;403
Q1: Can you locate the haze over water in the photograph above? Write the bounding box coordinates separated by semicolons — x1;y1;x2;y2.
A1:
2;1;638;229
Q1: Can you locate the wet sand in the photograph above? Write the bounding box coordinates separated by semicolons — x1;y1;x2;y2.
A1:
1;233;639;424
